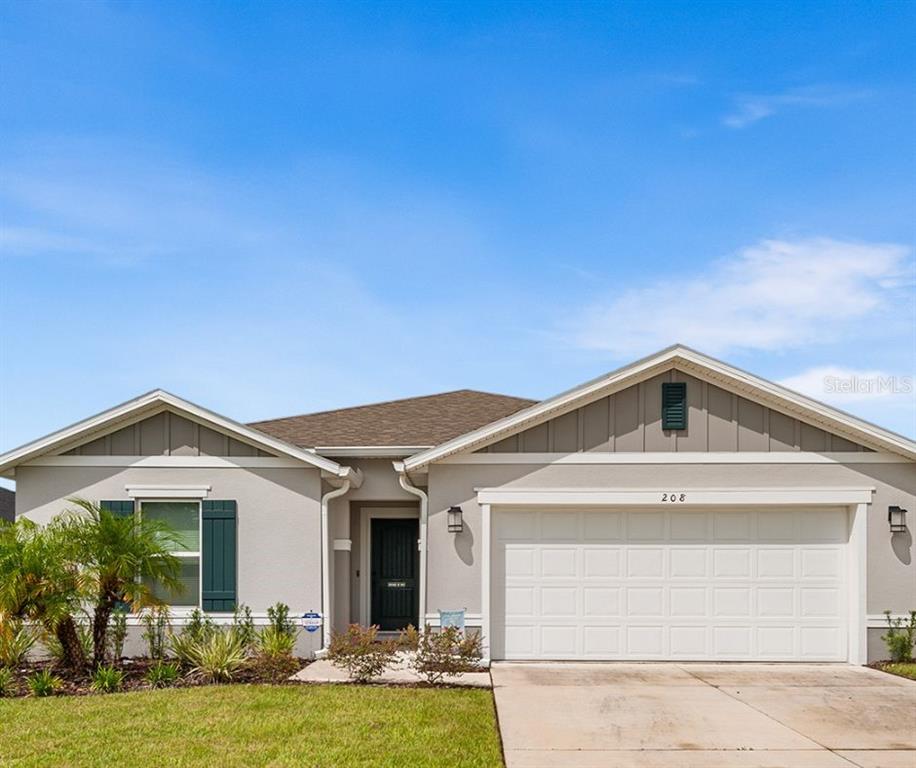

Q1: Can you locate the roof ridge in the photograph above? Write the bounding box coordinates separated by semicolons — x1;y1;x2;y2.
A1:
248;389;536;426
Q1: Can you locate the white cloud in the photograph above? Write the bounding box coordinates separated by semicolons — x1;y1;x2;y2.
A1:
569;237;911;358
723;86;870;128
780;366;914;404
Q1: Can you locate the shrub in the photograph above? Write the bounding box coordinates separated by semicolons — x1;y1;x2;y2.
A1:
90;664;124;693
266;602;296;637
187;629;249;684
0;620;37;667
327;625;397;683
27;669;62;697
256;625;297;659
169;610;216;668
406;625;482;686
107;609;128;663
232;604;257;651
0;667;16;697
183;608;216;643
144;660;180;688
141;606;170;660
882;610;916;662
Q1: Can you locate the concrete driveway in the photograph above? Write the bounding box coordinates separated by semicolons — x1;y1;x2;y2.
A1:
492;663;916;768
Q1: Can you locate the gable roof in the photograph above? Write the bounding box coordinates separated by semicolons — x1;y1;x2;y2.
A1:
249;390;536;451
401;345;916;471
0;390;351;478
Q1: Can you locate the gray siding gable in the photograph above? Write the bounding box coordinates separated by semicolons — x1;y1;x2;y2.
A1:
483;371;870;453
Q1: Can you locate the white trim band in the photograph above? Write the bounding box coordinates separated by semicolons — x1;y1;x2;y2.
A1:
25;455;306;468
476;486;876;506
441;452;904;465
126;484;211;499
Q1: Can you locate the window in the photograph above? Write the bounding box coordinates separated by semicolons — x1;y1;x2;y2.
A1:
661;381;687;431
140;500;200;607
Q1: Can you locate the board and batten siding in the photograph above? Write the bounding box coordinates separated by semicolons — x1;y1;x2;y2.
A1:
63;412;275;458
482;372;868;453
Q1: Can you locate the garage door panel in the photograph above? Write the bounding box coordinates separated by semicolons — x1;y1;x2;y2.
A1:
495;507;849;661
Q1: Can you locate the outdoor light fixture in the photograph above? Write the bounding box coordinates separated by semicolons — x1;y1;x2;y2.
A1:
888;505;908;534
447;505;464;533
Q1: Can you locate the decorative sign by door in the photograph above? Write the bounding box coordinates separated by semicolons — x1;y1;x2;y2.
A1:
301;611;322;633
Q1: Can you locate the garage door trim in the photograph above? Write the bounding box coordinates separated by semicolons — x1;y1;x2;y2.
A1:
479;487;871;666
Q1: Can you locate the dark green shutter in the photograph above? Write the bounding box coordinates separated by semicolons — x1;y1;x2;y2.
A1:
100;500;135;517
661;382;688;430
202;500;237;612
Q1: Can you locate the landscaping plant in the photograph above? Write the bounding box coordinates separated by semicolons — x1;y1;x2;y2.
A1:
107;608;128;662
90;664;125;693
267;602;297;637
44;620;93;666
141;606;171;660
882;610;916;662
0;519;87;670
144;660;180;688
404;625;482;685
57;498;182;667
327;624;397;683
187;628;249;683
0;666;15;697
0;618;37;667
232;604;257;650
27;669;62;697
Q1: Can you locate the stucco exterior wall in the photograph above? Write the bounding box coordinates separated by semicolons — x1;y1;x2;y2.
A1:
425;459;916;660
14;464;324;651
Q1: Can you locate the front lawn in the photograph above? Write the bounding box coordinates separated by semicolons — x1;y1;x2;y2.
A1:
0;684;504;767
872;661;916;681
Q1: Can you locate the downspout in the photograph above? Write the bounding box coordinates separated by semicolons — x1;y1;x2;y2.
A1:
394;461;428;629
319;477;352;652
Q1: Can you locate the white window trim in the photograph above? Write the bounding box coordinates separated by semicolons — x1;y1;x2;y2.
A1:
358;507;420;628
138;498;203;609
127;484;210;499
479;490;871;665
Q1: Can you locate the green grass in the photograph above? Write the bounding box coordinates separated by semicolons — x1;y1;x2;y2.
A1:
0;684;504;767
876;662;916;681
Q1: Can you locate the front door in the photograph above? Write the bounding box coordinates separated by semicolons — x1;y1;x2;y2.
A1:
371;518;419;631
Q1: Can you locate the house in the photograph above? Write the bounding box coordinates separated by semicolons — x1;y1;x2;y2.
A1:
1;345;913;664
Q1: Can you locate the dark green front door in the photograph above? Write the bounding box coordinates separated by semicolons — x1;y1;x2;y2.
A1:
371;518;419;631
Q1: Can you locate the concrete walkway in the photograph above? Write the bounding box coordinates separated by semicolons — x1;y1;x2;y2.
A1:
492;663;916;768
292;652;491;687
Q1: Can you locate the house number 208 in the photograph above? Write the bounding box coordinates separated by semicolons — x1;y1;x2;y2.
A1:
661;493;686;502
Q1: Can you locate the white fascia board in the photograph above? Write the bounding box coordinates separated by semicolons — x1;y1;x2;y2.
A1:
476;486;876;506
0;389;347;477
438;452;907;465
24;456;311;469
403;345;916;470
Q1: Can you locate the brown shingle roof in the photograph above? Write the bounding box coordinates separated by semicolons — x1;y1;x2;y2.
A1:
248;390;537;448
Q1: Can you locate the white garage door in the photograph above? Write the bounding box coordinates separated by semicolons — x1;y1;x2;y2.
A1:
493;507;849;661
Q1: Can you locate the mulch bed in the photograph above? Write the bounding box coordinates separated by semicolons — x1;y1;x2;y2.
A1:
867;660;916;680
1;656;309;698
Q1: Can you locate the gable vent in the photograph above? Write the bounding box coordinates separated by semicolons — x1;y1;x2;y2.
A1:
662;382;687;431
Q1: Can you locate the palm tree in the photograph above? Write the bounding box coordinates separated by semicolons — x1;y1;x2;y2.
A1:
58;499;183;668
0;519;87;670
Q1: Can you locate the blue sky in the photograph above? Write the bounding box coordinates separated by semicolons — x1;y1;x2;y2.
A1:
1;1;914;474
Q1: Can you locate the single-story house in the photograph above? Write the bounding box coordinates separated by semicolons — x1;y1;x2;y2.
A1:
1;345;913;664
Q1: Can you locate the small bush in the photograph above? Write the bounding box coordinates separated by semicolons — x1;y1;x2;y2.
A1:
188;629;249;684
27;669;62;697
107;609;128;663
327;625;397;683
169;611;217;668
141;606;171;660
0;620;37;667
0;667;16;697
90;664;124;694
882;610;916;662
257;625;297;659
144;660;180;688
406;625;482;685
232;604;257;650
267;602;296;637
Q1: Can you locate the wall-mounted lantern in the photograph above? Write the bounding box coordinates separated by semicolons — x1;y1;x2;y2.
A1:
447;505;464;533
888;505;908;534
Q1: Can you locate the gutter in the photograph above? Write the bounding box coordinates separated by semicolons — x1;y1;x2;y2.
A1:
393;461;428;630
